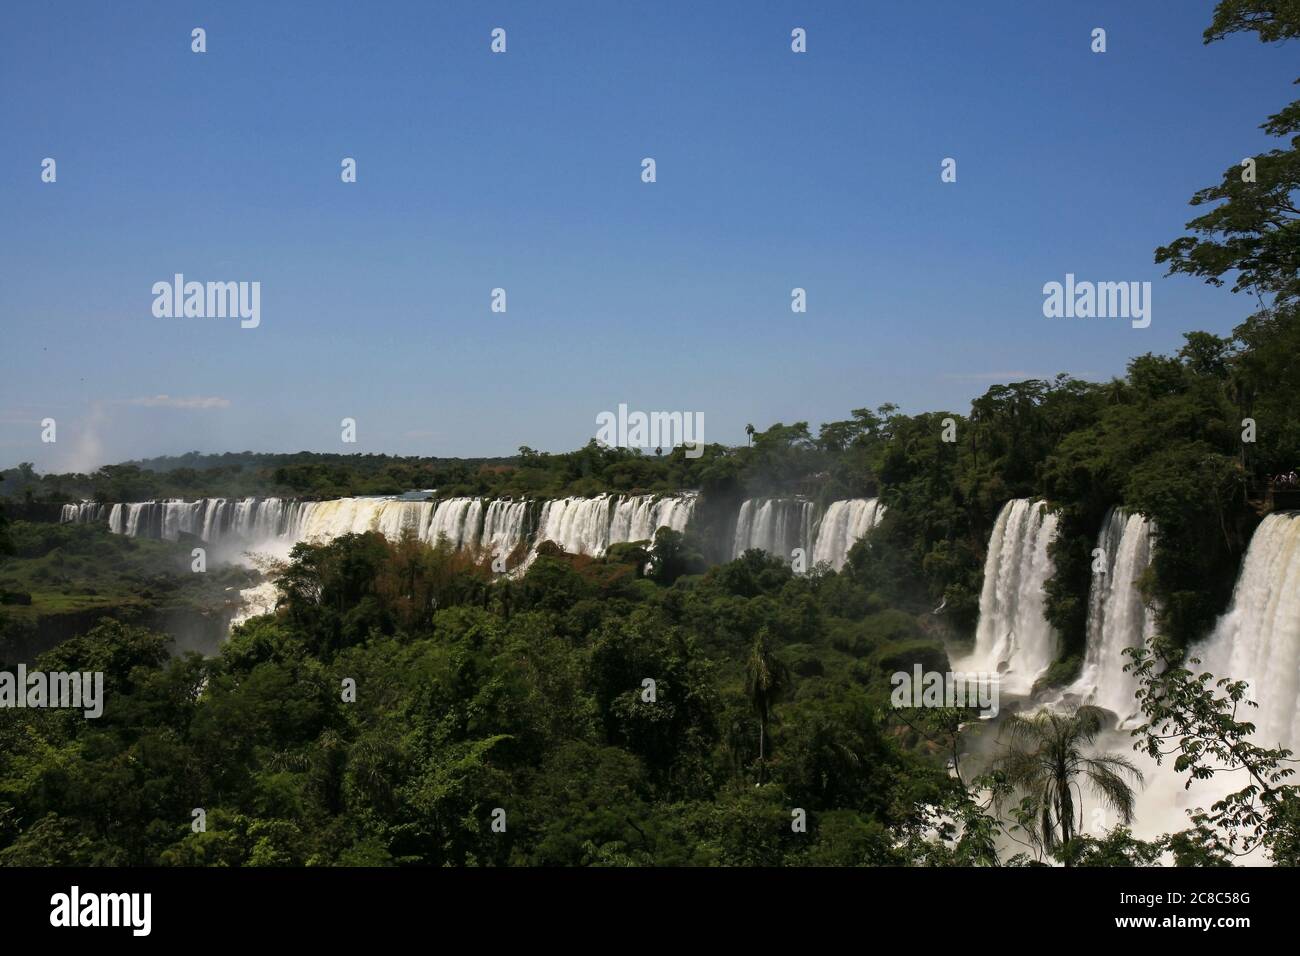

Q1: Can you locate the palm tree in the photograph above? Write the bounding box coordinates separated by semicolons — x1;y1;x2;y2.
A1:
994;705;1143;862
745;423;755;447
745;629;790;785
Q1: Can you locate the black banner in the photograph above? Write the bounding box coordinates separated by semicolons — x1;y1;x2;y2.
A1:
0;865;1279;941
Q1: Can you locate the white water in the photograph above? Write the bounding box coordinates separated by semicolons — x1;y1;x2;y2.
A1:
1103;513;1300;857
532;493;697;558
229;579;282;629
61;502;107;524
64;492;696;563
67;497;306;546
67;493;884;572
961;499;1060;696
534;496;617;556
1064;509;1158;725
732;498;816;560
954;504;1300;858
608;494;697;547
811;498;886;570
1193;512;1300;751
480;499;531;561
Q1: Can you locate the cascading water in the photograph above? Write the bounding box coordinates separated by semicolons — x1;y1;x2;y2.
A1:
811;498;886;570
288;498;424;545
732;498;816;560
422;498;483;550
534;496;618;556
1113;511;1300;854
64;492;696;563
531;494;695;558
61;502;107;524
1066;508;1157;724
1193;512;1300;750
1003;508;1300;856
230;580;282;629
607;493;697;546
962;499;1060;696
479;499;531;561
66;497;306;544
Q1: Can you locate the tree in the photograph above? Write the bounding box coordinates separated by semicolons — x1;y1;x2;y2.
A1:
646;527;704;585
1130;641;1300;862
994;706;1144;863
1155;1;1300;305
744;628;790;784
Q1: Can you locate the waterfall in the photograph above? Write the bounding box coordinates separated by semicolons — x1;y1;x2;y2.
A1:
124;502;156;538
61;502;106;524
529;493;696;559
424;498;485;550
1114;511;1300;853
607;493;697;546
480;499;531;562
267;498;454;548
811;498;886;570
1193;512;1300;750
732;498;816;560
63;493;697;563
230;579;282;629
534;496;616;555
1067;508;1157;724
62;497;299;543
964;499;1060;696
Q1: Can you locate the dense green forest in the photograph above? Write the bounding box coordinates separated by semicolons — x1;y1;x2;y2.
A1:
1;0;1298;867
0;521;1295;866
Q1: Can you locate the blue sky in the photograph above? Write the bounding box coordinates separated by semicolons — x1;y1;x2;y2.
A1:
1;0;1295;471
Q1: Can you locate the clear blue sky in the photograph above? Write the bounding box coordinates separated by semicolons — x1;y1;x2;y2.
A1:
1;0;1294;471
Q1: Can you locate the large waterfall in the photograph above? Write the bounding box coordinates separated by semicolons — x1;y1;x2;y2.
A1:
731;497;884;568
954;503;1300;855
609;494;697;547
1193;512;1300;750
1067;508;1157;723
962;499;1060;696
811;498;886;570
62;493;696;563
481;499;532;561
63;498;307;544
61;502;108;525
1114;511;1300;855
732;498;816;560
532;493;697;557
65;492;892;570
62;496;531;559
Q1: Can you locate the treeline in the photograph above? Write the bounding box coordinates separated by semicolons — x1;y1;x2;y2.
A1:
0;530;966;866
4;526;1292;866
2;444;743;505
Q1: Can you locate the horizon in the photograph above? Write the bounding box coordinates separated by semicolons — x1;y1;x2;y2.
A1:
3;0;1294;471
